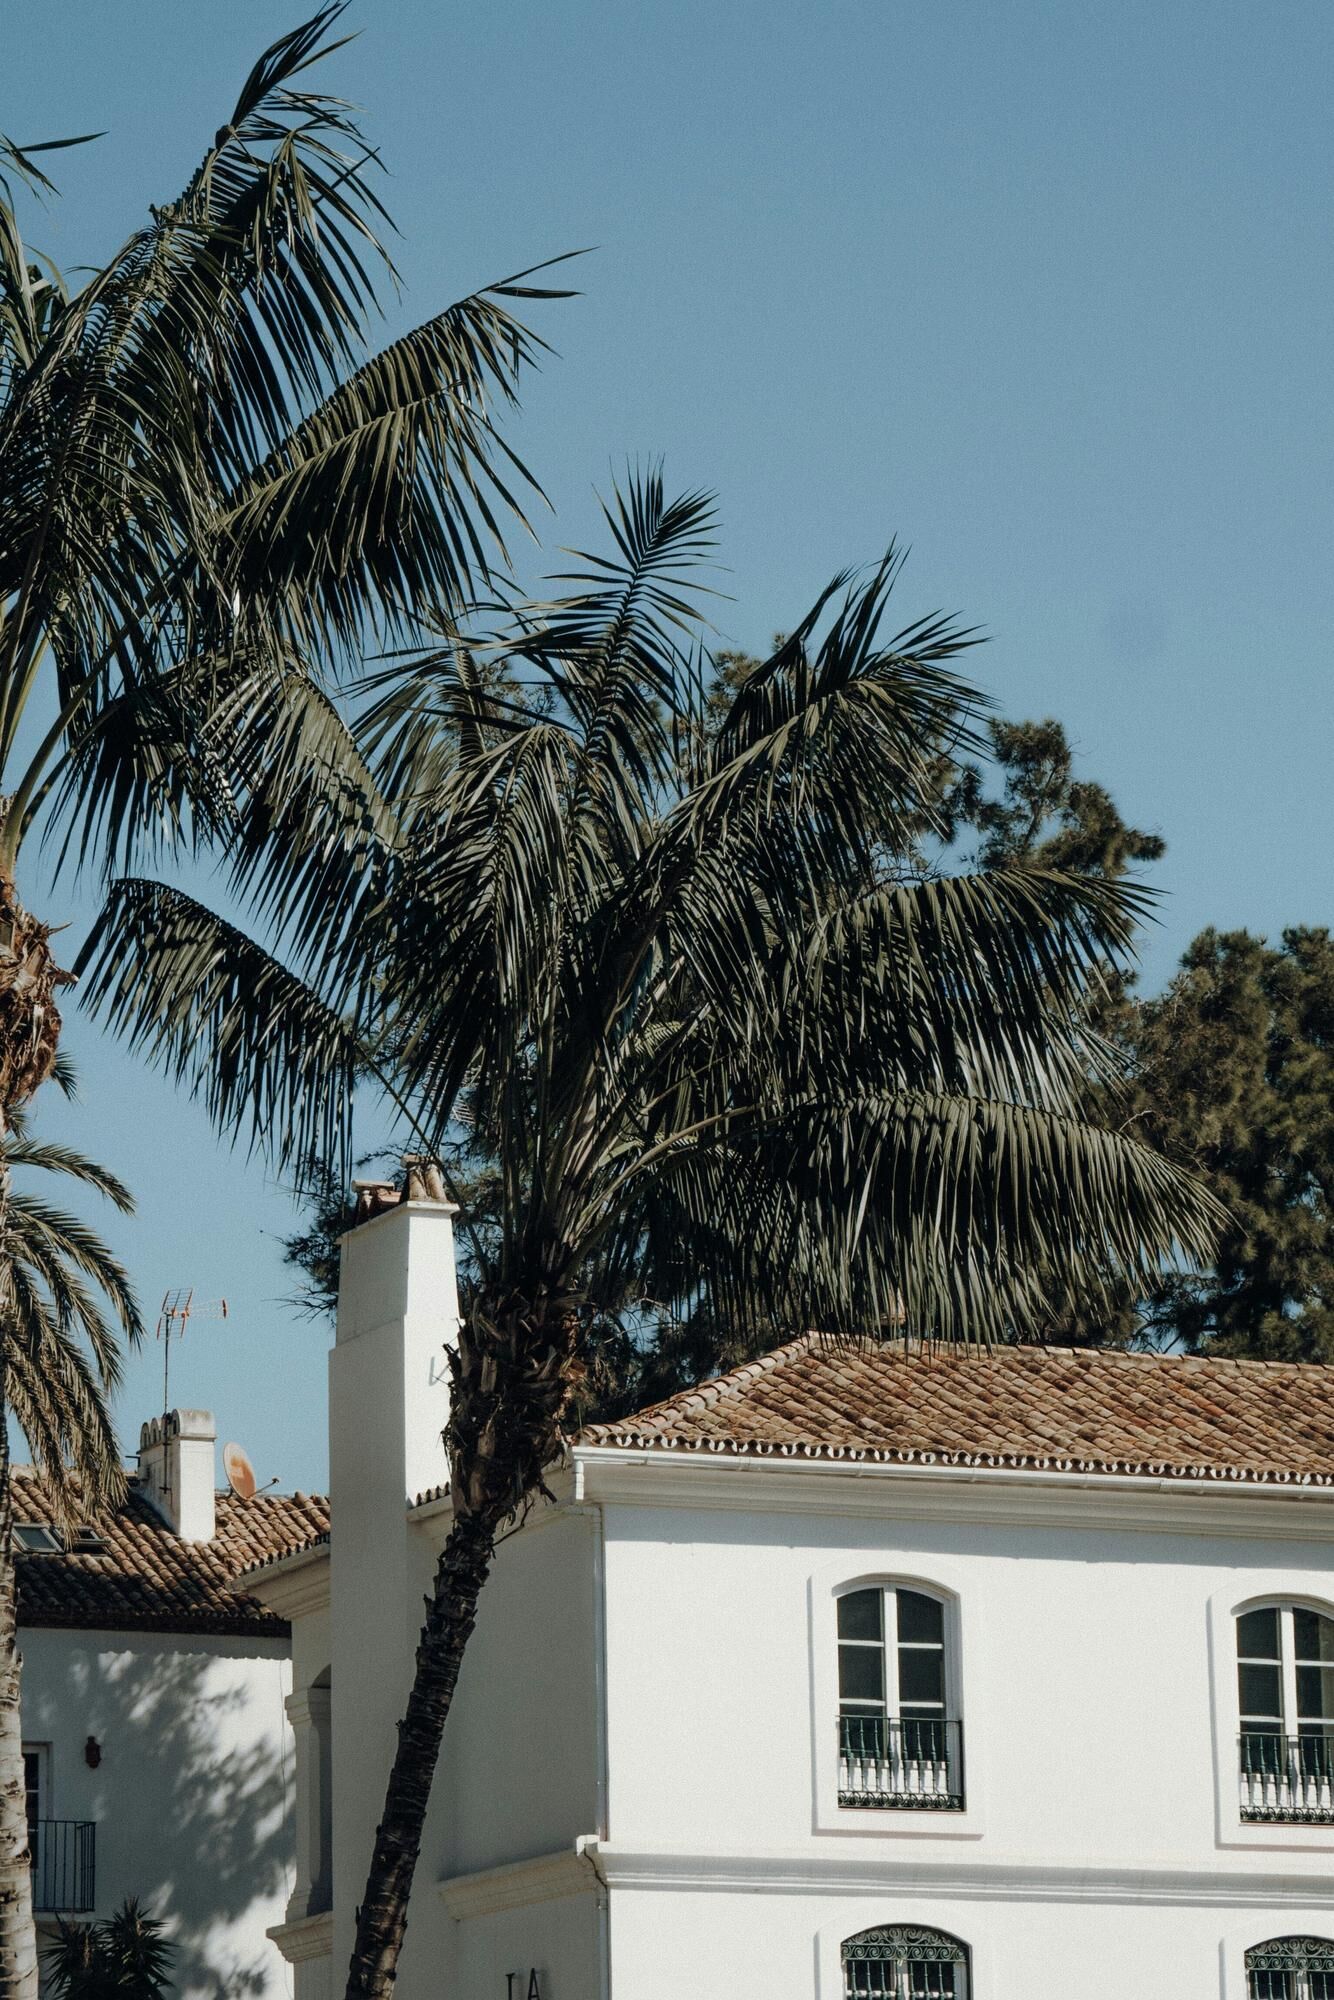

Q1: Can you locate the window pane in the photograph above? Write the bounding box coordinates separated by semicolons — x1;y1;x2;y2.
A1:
12;1525;60;1554
897;1590;944;1645
839;1591;883;1643
1238;1608;1281;1660
1295;1609;1334;1663
1297;1664;1334;1721
839;1643;885;1705
899;1649;946;1706
1239;1662;1282;1719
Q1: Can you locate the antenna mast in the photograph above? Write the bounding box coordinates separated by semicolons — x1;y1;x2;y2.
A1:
154;1290;229;1413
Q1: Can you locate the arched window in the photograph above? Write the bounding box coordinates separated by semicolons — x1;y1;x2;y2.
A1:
837;1584;963;1810
842;1924;969;1998
1237;1605;1334;1822
1246;1935;1334;1999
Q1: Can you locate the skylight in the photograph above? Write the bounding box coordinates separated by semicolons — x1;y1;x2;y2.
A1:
13;1525;61;1554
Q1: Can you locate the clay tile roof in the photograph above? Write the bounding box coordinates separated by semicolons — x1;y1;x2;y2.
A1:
581;1337;1334;1488
12;1468;330;1637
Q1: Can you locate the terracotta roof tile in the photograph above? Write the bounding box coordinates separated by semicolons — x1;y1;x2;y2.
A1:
12;1469;330;1636
582;1338;1334;1487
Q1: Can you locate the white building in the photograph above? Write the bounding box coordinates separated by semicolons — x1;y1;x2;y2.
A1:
252;1184;1334;2000
15;1411;326;1999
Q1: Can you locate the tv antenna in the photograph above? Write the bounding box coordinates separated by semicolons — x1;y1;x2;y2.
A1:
154;1290;229;1412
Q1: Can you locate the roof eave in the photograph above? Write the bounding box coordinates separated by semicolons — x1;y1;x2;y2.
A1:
570;1440;1334;1540
240;1538;331;1619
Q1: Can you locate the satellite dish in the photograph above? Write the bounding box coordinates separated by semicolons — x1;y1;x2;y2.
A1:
223;1442;257;1501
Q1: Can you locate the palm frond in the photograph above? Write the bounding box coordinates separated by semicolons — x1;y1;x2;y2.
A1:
75;878;371;1178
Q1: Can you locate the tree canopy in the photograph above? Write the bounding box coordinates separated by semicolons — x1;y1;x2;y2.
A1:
1124;927;1334;1359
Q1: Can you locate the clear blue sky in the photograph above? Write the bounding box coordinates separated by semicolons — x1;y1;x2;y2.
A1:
6;1;1332;1494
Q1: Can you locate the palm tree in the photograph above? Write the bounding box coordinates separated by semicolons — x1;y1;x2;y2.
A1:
2;11;565;1995
0;1094;140;2000
79;474;1223;2000
43;1896;175;2000
0;0;564;1142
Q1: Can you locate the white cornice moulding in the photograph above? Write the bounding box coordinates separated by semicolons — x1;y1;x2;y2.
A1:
570;1446;1334;1539
440;1842;1334;1913
439;1845;602;1920
267;1911;333;1962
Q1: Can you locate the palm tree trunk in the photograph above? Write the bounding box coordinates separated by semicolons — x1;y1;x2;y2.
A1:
0;862;69;1117
0;858;70;2000
0;1339;38;2000
342;1287;579;2000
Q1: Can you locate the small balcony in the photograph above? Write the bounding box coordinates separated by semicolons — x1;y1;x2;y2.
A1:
1239;1732;1334;1824
31;1820;96;1913
838;1714;965;1811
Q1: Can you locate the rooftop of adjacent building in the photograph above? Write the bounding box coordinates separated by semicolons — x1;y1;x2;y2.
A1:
11;1464;329;1637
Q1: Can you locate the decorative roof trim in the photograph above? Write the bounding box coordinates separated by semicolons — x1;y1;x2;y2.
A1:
582;1430;1333;1488
241;1529;330;1582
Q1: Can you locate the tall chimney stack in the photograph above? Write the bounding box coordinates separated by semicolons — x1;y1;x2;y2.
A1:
328;1162;458;1972
138;1410;217;1541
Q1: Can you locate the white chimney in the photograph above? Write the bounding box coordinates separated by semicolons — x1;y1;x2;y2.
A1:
328;1165;459;1973
138;1409;217;1541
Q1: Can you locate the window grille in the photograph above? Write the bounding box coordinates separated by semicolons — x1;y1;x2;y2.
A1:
1246;1936;1334;2000
842;1924;969;1999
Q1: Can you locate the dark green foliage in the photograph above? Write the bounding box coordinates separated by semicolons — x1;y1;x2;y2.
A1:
166;487;1220;1399
273;688;1334;1386
1126;928;1334;1359
951;725;1334;1360
271;687;1194;1405
1;6;568;899
42;1901;175;2000
943;717;1165;881
0;1074;141;1515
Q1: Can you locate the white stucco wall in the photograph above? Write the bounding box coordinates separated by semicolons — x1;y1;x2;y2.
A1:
427;1506;602;1882
586;1474;1334;1995
605;1887;1334;2000
20;1626;293;2000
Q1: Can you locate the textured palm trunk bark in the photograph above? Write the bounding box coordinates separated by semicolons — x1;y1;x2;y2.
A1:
0;859;70;2000
342;1288;580;2000
0;1335;37;2000
343;1511;497;2000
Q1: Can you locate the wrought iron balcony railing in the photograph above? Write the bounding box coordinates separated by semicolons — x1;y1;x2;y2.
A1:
31;1819;95;1913
838;1714;965;1811
1239;1731;1334;1823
